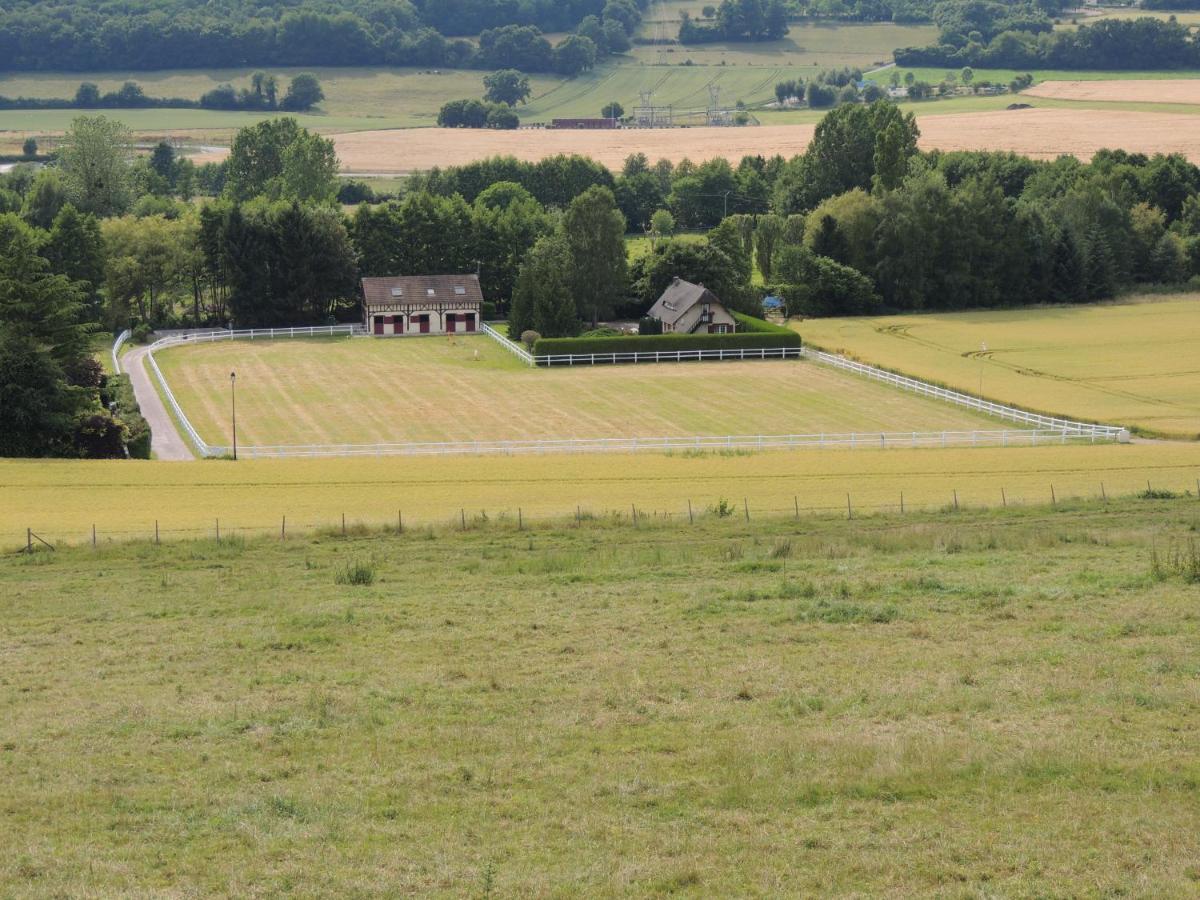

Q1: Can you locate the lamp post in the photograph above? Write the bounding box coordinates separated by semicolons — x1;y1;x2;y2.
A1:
230;371;237;461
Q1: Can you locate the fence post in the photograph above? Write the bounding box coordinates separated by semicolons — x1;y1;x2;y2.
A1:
461;508;467;531
282;516;286;540
518;508;523;531
900;492;904;515
155;520;160;545
398;510;404;534
215;518;220;540
794;496;799;520
953;490;959;511
92;524;96;548
743;498;750;522
688;499;694;525
27;528;31;553
847;494;853;520
1100;483;1106;502
1051;484;1057;507
342;513;346;537
1001;487;1007;508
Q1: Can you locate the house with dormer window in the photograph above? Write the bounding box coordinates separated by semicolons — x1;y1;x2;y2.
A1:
362;274;483;336
646;277;737;334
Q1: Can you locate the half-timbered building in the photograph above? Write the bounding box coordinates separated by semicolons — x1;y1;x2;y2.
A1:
362;274;484;336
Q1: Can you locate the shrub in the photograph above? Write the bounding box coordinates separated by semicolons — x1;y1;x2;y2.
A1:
532;313;800;356
107;373;151;458
520;329;540;351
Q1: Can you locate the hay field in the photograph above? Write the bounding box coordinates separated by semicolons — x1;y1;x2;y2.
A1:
154;335;998;448
799;295;1200;438
4;443;1200;545
331;108;1200;172
5;497;1200;894
1024;79;1200;104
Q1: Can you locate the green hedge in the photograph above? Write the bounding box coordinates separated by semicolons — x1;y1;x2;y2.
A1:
108;373;152;459
533;313;801;356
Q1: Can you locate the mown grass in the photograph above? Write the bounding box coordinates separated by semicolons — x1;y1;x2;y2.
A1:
3;497;1200;895
796;294;1200;439
153;334;1001;447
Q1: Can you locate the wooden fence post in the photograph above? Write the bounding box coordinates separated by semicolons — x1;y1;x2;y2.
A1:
688;499;694;525
342;513;346;537
1001;487;1007;508
215;518;220;540
794;496;799;520
92;524;96;548
1100;483;1106;502
1051;485;1057;507
847;494;853;520
743;498;750;522
900;492;904;515
953;490;959;511
27;528;32;554
461;508;467;531
517;508;522;531
155;520;160;545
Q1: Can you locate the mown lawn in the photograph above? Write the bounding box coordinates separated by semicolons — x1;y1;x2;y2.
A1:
153;334;1001;447
2;497;1199;895
797;294;1200;439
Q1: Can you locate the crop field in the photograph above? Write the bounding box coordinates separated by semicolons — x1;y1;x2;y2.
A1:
798;295;1200;438
154;335;999;448
4;442;1200;546
4;495;1200;894
1024;79;1200;105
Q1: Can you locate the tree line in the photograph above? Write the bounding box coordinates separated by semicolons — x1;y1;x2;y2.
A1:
0;0;643;73
0;74;324;113
896;13;1200;69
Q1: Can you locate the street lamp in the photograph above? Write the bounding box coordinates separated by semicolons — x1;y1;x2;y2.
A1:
230;371;237;461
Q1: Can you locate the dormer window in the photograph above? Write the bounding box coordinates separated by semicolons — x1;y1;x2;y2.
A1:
391;287;403;297
454;286;466;295
427;288;436;297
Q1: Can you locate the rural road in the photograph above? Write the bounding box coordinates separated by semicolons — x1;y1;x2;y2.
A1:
123;345;194;461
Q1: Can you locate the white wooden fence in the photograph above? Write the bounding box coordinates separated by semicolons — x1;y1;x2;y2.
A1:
111;329;132;375
224;429;1115;459
135;322;1129;459
806;349;1127;439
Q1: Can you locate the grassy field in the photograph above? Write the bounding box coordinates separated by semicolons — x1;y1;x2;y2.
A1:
4;443;1200;546
3;495;1200;894
154;335;1002;448
798;295;1200;439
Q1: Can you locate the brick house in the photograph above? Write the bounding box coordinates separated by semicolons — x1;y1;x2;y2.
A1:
362;274;484;336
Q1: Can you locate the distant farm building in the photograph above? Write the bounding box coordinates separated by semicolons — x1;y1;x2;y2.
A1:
362;274;483;336
648;278;737;334
551;117;619;129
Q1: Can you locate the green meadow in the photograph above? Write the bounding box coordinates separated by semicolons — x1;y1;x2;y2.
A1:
3;497;1200;894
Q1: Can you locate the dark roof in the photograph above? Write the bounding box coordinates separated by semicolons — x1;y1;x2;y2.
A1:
647;278;722;326
362;274;483;307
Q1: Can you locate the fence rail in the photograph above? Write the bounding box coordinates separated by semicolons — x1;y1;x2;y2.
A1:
481;322;534;365
218;429;1116;460
145;321;1129;459
806;349;1127;439
538;346;803;366
111;329;131;375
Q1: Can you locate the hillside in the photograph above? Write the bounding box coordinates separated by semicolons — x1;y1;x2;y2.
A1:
3;498;1199;893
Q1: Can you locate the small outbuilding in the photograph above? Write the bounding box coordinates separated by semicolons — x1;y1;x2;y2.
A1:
647;278;737;334
362;274;483;336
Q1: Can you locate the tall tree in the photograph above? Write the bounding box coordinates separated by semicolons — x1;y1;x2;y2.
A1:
58;115;134;217
510;234;578;338
483;69;532;106
561;186;627;327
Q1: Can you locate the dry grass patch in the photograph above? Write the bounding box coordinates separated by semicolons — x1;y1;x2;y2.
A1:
1024;79;1200;104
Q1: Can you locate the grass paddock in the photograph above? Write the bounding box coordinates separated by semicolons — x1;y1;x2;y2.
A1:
3;497;1200;894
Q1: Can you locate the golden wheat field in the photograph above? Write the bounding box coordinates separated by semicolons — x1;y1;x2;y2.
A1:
4;443;1200;546
1024;79;1200;104
798;295;1200;438
327;108;1200;173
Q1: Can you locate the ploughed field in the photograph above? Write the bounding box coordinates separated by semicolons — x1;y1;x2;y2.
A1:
3;498;1200;894
153;334;1001;448
798;295;1200;439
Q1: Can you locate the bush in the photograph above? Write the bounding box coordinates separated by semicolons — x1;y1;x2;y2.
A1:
107;373;151;458
532;313;800;356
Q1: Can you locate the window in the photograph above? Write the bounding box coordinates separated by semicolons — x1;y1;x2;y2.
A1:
426;288;436;297
454;286;467;296
390;287;403;298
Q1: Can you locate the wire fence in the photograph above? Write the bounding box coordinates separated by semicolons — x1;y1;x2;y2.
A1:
15;477;1200;552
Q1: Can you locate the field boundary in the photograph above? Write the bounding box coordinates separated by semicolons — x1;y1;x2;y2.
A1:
147;323;1128;458
111;329;131;375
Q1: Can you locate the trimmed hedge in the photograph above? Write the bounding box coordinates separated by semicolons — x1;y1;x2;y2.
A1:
108;373;152;459
533;313;801;356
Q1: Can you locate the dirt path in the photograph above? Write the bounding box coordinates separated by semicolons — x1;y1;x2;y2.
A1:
123;345;194;461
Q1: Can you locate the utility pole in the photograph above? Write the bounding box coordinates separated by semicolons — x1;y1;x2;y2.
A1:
230;371;238;461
